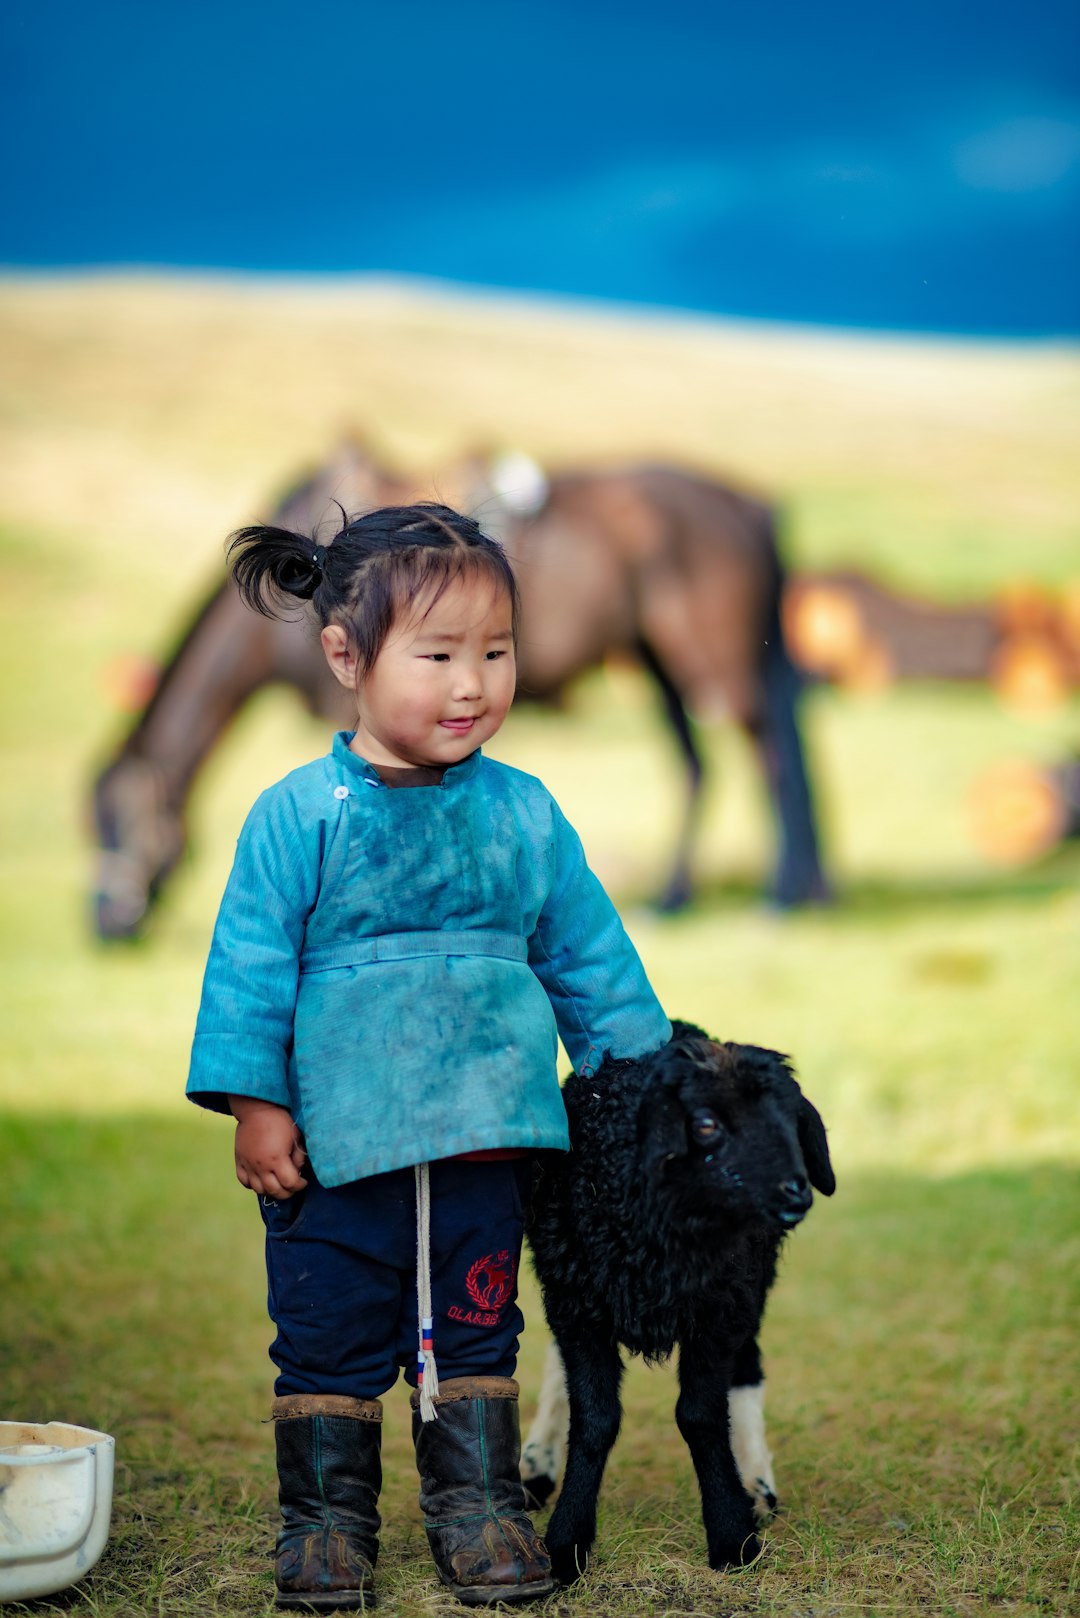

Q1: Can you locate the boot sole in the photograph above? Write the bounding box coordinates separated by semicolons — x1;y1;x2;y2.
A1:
275;1592;376;1612
437;1574;557;1606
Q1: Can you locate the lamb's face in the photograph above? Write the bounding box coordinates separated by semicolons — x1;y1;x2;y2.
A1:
636;1035;835;1231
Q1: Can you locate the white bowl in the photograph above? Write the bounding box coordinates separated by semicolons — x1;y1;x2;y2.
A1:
0;1422;115;1602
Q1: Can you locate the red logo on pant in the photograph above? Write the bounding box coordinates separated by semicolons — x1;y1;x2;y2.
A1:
466;1249;516;1310
446;1251;517;1326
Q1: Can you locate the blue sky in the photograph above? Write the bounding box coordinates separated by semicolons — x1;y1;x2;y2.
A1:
4;0;1078;334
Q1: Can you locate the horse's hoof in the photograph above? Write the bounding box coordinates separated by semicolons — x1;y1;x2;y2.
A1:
768;880;833;911
653;880;693;914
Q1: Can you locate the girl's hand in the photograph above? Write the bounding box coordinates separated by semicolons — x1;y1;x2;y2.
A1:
228;1096;308;1199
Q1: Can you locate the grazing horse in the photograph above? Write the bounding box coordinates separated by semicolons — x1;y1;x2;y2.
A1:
91;441;390;939
91;444;827;939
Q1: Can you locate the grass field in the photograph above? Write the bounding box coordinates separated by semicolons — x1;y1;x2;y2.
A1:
0;275;1078;1617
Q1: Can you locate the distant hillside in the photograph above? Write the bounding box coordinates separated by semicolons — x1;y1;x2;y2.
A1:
1;272;1077;606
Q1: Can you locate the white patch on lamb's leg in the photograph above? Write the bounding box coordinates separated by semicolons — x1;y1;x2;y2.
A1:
728;1381;778;1520
520;1339;568;1500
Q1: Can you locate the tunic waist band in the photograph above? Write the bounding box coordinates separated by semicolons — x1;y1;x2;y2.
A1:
299;929;529;974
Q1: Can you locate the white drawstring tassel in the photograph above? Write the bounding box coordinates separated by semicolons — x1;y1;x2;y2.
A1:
415;1162;440;1422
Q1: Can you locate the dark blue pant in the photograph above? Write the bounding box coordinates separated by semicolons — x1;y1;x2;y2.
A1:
259;1157;530;1399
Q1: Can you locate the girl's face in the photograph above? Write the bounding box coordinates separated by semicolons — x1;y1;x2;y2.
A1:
322;572;516;771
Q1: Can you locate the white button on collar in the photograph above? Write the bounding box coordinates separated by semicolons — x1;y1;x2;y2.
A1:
333;785;350;800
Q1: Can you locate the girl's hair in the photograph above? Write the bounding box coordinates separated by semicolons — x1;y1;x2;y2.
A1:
228;503;519;679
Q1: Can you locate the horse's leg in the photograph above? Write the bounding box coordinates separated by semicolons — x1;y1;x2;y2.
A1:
635;637;704;912
520;1339;568;1508
728;1335;777;1521
676;1344;760;1569
751;603;830;907
544;1330;623;1584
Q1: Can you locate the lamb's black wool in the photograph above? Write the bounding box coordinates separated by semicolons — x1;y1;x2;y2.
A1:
526;1021;835;1579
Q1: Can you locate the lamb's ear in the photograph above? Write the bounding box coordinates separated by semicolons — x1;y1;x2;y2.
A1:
797;1096;836;1195
636;1086;689;1179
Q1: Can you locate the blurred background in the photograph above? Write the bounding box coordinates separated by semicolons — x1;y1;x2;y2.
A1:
1;4;1078;1614
5;0;1080;333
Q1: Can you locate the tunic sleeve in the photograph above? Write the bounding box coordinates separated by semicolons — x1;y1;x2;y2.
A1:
186;786;323;1115
527;801;671;1076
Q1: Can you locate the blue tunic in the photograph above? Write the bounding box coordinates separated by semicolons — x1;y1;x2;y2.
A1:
187;732;671;1186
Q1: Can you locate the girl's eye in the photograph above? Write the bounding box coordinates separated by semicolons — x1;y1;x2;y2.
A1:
425;653;451;662
691;1110;722;1143
486;649;507;660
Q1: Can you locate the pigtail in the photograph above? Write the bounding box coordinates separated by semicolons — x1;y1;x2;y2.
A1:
226;501;518;658
228;524;328;616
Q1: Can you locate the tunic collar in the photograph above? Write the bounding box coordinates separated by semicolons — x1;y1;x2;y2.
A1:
331;730;481;788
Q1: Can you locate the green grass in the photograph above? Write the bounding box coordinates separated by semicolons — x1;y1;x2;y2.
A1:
2;1116;1077;1616
1;276;1078;1616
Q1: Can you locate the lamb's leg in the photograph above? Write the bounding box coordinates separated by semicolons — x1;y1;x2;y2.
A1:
544;1332;623;1584
729;1336;777;1520
677;1347;761;1568
728;1385;776;1520
521;1339;568;1508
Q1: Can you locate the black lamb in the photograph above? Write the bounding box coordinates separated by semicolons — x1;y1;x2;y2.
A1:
524;1021;835;1579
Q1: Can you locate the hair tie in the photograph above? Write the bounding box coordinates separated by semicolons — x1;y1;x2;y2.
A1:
311;542;327;571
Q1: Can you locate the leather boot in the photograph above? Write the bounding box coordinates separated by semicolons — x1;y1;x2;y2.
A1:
272;1394;382;1611
412;1376;555;1606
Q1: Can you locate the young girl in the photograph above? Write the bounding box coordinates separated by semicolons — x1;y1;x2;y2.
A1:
187;504;671;1611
